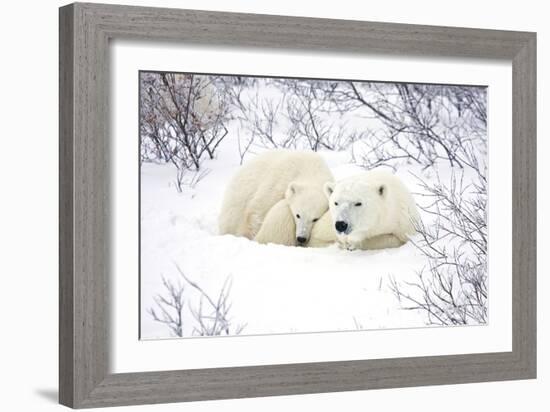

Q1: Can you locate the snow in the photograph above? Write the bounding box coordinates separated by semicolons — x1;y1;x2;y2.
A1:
139;77;488;339
140;138;433;339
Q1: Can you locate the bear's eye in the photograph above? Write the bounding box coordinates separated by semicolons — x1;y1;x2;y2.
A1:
312;218;319;223
355;202;362;207
334;202;339;206
296;214;301;219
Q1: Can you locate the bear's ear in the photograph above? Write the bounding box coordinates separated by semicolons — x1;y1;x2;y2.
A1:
378;184;386;196
323;181;335;199
285;181;300;199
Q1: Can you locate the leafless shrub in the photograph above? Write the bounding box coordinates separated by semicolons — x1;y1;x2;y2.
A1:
315;81;487;169
280;80;364;151
236;129;255;165
175;265;246;336
226;79;486;166
140;72;230;170
390;170;487;325
149;267;247;337
142;73;486;174
148;276;186;337
223;78;367;155
223;78;284;151
174;168;212;193
352;316;364;330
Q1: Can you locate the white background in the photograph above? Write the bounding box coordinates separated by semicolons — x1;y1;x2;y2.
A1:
0;0;546;411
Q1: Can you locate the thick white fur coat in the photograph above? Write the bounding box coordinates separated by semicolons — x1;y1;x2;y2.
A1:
218;150;333;245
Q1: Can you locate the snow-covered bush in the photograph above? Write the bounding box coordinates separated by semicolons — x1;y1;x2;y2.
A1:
148;276;186;337
140;72;230;170
221;78;368;157
389;169;487;325
149;266;246;337
321;82;487;171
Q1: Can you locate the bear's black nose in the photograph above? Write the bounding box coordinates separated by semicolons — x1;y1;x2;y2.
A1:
335;221;348;233
296;236;307;244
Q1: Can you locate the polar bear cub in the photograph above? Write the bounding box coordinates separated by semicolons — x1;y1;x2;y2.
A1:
218;150;334;246
322;170;420;250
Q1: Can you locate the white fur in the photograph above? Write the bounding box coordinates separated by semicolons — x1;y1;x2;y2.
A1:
254;200;296;246
218;150;334;245
321;170;420;250
308;211;336;248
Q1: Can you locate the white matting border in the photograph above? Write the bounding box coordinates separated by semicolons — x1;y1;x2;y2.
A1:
110;40;512;373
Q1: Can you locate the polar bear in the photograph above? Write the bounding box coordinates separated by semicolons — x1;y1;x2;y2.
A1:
254;199;297;246
321;170;420;250
308;210;406;249
218;150;334;246
308;211;335;248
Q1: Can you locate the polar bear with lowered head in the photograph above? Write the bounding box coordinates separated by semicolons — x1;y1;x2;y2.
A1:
218;150;334;246
319;170;420;250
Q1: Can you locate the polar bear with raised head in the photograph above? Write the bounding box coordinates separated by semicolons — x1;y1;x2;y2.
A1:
321;170;420;250
218;150;334;246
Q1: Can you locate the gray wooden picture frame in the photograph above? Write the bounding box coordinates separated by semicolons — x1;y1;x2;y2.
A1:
59;2;536;408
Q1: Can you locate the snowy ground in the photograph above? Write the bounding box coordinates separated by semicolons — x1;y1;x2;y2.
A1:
140;137;436;339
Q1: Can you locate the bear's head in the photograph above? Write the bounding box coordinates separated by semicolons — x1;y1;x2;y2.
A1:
285;181;329;246
323;177;386;238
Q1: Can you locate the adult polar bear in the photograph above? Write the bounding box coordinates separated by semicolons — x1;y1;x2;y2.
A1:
218;150;334;246
314;170;420;250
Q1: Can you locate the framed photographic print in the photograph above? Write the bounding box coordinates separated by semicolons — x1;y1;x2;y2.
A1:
59;2;536;408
